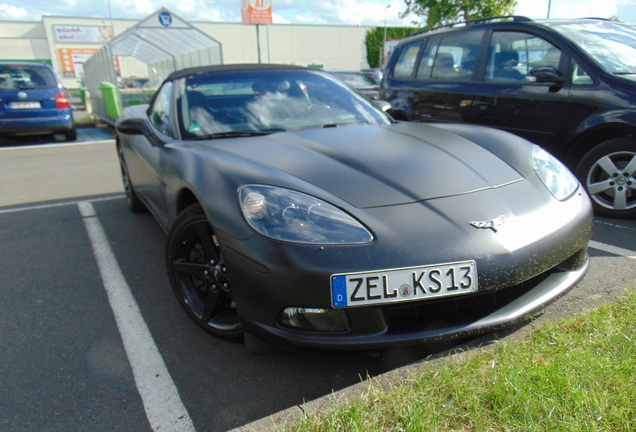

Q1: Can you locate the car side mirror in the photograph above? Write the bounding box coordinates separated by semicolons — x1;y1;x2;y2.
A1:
526;67;565;84
116;117;164;146
116;117;147;135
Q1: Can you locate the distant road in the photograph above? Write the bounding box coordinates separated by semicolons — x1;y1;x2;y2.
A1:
0;140;121;207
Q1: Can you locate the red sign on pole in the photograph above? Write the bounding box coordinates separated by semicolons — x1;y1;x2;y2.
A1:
241;0;273;24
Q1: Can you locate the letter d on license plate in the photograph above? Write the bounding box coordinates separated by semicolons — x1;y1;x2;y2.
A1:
331;261;477;308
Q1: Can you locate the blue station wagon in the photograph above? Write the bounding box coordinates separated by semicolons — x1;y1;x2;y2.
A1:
0;62;76;142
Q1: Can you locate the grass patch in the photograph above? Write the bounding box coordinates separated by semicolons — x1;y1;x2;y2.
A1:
287;290;636;432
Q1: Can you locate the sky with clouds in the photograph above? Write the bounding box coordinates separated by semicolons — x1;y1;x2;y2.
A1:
0;0;635;26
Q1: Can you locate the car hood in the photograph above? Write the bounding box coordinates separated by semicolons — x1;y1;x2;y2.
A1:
215;123;524;208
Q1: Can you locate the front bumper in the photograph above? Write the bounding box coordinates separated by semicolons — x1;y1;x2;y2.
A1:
244;255;588;349
220;180;593;350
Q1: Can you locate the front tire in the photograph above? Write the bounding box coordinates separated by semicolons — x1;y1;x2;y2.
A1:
166;204;243;339
575;138;636;219
117;144;146;213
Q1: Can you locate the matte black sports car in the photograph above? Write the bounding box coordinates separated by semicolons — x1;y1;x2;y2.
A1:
116;64;593;352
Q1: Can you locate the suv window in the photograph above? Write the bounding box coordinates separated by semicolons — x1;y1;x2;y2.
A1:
572;61;593;85
417;31;484;81
393;41;422;78
486;31;561;82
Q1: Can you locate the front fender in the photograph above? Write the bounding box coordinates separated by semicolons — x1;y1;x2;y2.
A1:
568;109;636;162
574;109;636;135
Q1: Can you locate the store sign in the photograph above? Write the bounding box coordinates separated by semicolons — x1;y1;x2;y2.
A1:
58;48;120;78
158;12;173;27
53;25;114;43
241;0;273;24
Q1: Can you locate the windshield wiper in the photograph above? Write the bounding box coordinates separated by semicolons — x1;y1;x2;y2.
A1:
190;129;283;140
321;121;364;128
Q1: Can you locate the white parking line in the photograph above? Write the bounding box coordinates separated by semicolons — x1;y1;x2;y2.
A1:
589;240;636;260
0;139;114;150
77;201;195;432
0;195;124;215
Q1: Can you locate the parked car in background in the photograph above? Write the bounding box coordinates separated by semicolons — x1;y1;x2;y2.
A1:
380;17;636;219
361;68;384;84
328;70;380;100
115;64;592;352
0;62;76;142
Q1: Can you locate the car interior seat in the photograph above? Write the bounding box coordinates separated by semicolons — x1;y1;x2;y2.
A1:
494;51;524;80
432;52;456;78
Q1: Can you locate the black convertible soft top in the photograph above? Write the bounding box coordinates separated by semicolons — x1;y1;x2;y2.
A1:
166;63;309;80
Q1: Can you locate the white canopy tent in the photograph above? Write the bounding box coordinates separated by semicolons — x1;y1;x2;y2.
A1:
84;8;223;123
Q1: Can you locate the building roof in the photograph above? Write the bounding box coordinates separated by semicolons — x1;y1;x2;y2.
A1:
108;7;222;64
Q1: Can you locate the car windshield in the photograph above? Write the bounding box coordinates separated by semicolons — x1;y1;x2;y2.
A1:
179;69;391;139
0;64;58;89
549;20;636;75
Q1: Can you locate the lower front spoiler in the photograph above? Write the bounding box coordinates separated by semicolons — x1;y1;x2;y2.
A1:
245;256;589;351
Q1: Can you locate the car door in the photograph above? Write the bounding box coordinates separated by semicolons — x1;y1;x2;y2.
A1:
384;28;590;157
409;29;486;124
458;30;576;152
407;29;575;150
382;30;485;124
124;80;174;225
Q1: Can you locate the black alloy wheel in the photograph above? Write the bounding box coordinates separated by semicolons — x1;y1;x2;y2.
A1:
166;204;243;339
117;144;146;213
576;138;636;219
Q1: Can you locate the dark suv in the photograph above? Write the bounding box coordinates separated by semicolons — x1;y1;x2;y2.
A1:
380;17;636;218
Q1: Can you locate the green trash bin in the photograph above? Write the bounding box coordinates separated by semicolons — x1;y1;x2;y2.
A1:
100;81;121;118
78;87;86;106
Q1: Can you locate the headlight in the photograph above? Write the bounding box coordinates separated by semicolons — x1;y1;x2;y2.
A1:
239;185;374;244
532;146;579;200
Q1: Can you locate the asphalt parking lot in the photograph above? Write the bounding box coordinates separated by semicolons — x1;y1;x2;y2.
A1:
0;133;634;432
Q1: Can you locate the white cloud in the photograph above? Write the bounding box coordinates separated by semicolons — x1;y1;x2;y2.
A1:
3;0;636;25
515;0;631;20
173;0;223;22
110;0;157;19
0;3;30;20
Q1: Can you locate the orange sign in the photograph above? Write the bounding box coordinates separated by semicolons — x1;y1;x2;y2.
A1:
241;0;272;24
58;48;120;78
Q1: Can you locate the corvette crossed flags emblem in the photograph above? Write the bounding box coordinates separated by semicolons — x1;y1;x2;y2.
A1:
470;215;506;232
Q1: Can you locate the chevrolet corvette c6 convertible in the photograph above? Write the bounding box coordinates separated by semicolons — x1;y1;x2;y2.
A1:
115;64;593;351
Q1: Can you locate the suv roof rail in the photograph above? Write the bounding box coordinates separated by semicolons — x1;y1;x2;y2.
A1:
409;15;533;37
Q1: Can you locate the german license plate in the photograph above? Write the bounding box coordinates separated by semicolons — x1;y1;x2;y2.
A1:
331;261;477;308
8;101;41;109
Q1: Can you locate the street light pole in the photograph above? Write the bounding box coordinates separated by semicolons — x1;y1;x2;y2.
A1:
382;4;391;67
107;0;115;35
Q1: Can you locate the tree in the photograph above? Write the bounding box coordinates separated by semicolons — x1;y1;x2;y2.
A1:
402;0;518;28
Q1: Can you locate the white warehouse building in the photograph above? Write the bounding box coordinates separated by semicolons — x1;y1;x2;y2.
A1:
0;8;378;91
